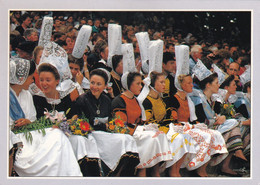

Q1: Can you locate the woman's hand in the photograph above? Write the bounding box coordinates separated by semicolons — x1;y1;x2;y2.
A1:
15;118;31;127
107;86;115;99
83;61;90;79
76;71;84;85
214;115;226;125
242;119;251;126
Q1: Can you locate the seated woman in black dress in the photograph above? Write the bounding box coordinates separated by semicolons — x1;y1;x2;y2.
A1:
33;63;78;119
75;69;139;176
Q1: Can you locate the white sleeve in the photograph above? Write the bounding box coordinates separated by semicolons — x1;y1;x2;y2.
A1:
19;90;37;122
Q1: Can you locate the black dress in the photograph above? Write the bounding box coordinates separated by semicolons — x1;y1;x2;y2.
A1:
33;93;77;119
162;74;177;100
75;90;112;131
76;91;140;177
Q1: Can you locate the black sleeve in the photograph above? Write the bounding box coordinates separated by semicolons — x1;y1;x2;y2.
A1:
33;95;47;119
235;104;249;119
165;95;180;110
111;95;128;123
64;100;77;119
213;101;222;114
195;103;207;123
111;96;126;111
170;76;177;97
142;98;156;124
163;96;179;124
75;94;91;119
142;98;153;110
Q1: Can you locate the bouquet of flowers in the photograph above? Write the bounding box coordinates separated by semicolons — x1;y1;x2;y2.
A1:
66;114;92;137
107;117;130;134
12;109;92;144
11;109;67;144
220;103;235;119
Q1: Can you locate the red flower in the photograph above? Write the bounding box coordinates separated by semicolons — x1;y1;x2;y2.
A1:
80;121;90;131
115;118;124;127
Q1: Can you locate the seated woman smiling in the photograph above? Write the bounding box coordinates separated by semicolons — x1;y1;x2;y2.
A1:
75;69;140;176
10;58;82;177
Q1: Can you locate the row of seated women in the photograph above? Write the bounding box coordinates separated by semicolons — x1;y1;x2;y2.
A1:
10;58;250;177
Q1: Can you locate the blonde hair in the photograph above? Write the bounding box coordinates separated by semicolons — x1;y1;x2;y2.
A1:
32;46;44;62
178;74;190;85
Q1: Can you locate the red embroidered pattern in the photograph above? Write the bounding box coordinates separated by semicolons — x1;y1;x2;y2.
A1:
137;151;172;168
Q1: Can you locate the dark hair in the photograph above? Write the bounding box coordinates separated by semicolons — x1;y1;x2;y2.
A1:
150;71;165;88
55;40;67;47
127;72;142;90
163;52;175;64
198;73;218;90
53;32;65;40
240;55;250;67
10;35;26;50
112;55;123;71
220;75;235;89
166;43;174;49
21;13;31;23
28;60;36;76
232;51;240;61
243;81;251;93
68;54;84;71
38;63;60;80
90;69;108;84
92;33;105;44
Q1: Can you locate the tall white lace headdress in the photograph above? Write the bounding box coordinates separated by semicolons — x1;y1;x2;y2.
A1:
137;39;164;120
38;17;53;47
38;42;74;97
72;25;92;59
120;43;136;90
174;45;190;91
107;24;122;68
174;45;197;122
135;32;150;74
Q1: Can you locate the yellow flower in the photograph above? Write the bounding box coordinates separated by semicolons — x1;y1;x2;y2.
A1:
223;104;228;109
121;129;126;134
71;125;76;131
230;110;234;116
75;129;82;135
109;124;115;130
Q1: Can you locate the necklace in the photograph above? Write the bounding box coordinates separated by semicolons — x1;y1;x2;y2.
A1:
50;93;57;113
95;103;101;115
